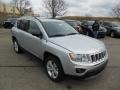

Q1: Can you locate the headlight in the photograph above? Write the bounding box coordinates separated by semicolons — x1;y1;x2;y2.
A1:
69;53;91;62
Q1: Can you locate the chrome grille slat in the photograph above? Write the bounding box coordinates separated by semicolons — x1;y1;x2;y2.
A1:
91;51;106;62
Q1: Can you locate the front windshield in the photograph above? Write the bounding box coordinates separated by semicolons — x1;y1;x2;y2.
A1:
42;21;78;37
111;22;120;27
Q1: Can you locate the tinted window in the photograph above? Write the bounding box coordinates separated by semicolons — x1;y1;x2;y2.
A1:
17;20;29;31
42;21;78;37
28;21;40;35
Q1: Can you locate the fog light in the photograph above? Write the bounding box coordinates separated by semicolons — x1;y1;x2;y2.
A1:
76;68;86;73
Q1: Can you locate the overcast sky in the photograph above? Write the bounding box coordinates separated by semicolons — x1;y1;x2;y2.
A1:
1;0;119;17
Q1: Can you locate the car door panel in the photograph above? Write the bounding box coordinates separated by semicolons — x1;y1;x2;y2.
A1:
23;20;44;59
16;20;29;49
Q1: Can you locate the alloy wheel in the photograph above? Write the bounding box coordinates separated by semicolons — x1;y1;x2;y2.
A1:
46;60;59;79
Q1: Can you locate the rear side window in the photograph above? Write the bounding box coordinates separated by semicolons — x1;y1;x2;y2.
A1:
17;20;29;32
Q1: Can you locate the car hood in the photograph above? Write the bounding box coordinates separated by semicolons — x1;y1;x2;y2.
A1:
49;35;105;54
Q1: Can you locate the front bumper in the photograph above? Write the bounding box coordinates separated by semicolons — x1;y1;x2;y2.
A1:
83;60;108;77
64;58;108;77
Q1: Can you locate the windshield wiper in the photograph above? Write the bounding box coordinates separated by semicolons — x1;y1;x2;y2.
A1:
66;33;78;36
50;33;78;37
50;34;66;37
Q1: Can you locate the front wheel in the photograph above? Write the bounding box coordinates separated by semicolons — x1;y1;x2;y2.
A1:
45;56;64;82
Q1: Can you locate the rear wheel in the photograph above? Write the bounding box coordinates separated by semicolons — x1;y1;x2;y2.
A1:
13;39;22;53
110;31;115;38
45;56;64;82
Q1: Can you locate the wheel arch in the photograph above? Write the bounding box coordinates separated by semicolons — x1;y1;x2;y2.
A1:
43;51;61;63
12;36;16;41
43;51;64;72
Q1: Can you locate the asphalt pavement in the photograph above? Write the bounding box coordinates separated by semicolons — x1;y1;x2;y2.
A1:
0;28;120;90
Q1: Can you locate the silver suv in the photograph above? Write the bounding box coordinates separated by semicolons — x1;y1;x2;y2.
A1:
11;16;108;82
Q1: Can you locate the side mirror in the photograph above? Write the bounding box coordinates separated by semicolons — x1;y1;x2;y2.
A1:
32;32;43;39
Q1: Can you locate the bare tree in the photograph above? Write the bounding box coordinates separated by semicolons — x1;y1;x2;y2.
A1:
15;0;31;16
3;3;7;14
44;0;66;18
0;1;2;13
112;3;120;19
0;1;7;14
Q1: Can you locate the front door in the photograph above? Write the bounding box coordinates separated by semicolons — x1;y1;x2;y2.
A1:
23;20;44;59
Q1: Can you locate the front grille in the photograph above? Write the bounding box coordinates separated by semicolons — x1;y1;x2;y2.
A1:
91;51;106;62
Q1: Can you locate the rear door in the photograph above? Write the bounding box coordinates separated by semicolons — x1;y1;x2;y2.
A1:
16;19;29;49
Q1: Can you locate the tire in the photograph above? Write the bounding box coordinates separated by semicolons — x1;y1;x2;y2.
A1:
86;31;89;36
110;31;115;38
13;39;23;53
44;56;64;82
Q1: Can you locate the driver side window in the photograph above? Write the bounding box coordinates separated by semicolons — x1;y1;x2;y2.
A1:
28;21;41;35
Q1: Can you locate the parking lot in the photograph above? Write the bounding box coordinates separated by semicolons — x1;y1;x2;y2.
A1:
0;28;120;90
